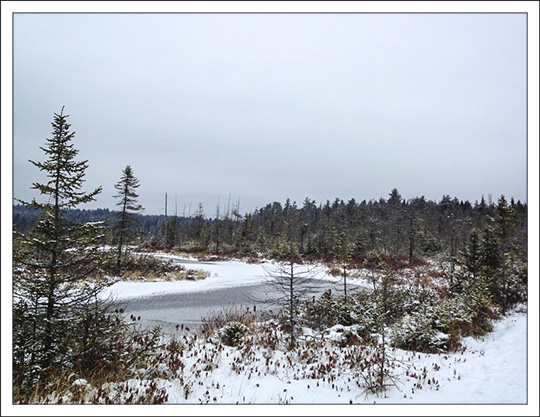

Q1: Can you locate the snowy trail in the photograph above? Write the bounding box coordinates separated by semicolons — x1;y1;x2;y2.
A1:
379;309;528;404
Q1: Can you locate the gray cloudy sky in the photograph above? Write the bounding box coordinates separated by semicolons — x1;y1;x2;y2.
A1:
12;12;528;215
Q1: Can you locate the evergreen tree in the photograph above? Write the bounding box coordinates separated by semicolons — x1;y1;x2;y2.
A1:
406;204;420;264
213;200;222;253
193;203;207;249
255;228;267;254
481;219;501;279
493;195;519;312
386;188;404;259
113;165;143;269
13;107;107;391
236;213;254;255
352;229;368;260
464;228;483;280
303;289;337;330
325;221;339;258
495;195;516;245
165;214;178;249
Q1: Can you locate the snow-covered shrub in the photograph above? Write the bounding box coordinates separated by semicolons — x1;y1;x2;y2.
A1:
324;324;372;347
300;290;381;340
338;327;373;347
432;295;472;332
218;321;250;347
335;296;360;326
428;294;476;349
344;297;379;340
391;310;448;353
302;290;337;330
200;306;256;339
464;286;499;336
400;275;440;315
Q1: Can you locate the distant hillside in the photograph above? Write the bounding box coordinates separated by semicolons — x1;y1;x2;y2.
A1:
13;205;115;231
12;204;188;235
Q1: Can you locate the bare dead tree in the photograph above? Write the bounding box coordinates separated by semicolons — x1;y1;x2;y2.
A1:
261;234;324;350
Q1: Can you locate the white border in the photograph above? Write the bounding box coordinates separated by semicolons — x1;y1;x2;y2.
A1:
2;2;538;416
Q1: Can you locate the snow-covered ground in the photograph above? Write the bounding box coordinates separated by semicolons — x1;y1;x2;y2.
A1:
106;255;533;402
125;306;530;405
7;254;538;416
104;255;276;300
104;252;349;301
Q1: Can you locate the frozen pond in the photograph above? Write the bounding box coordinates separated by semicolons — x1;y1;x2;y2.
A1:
121;283;280;333
114;254;361;334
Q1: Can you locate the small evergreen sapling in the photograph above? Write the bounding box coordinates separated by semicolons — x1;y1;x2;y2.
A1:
113;165;143;269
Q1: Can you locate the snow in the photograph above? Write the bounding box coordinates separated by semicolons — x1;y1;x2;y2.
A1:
104;257;272;299
21;306;533;416
382;309;528;405
103;254;532;403
168;309;528;405
103;253;339;300
71;378;88;387
8;254;537;416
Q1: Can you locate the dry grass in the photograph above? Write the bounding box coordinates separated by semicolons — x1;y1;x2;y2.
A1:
120;268;210;282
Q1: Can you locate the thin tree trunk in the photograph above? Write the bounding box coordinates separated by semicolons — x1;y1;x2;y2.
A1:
117;194;128;270
289;259;295;350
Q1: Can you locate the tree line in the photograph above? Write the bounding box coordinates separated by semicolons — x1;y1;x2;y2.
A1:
14;188;528;266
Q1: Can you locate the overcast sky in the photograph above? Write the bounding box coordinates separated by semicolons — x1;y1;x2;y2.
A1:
11;12;529;216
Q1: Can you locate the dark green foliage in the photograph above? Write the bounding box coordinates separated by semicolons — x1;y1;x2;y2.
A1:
481;220;501;276
12;108;158;402
268;233;302;263
14;108;105;382
464;228;483;279
218;321;250;347
352;230;369;260
302;290;338;331
236;214;256;255
15;189;527;271
418;231;443;256
164;214;179;249
113;165;143;268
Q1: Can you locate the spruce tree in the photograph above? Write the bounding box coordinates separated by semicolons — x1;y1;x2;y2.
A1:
464;228;483;280
113;165;143;268
13;107;107;393
165;214;178;249
493;195;519;312
387;188;404;258
480;219;501;279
